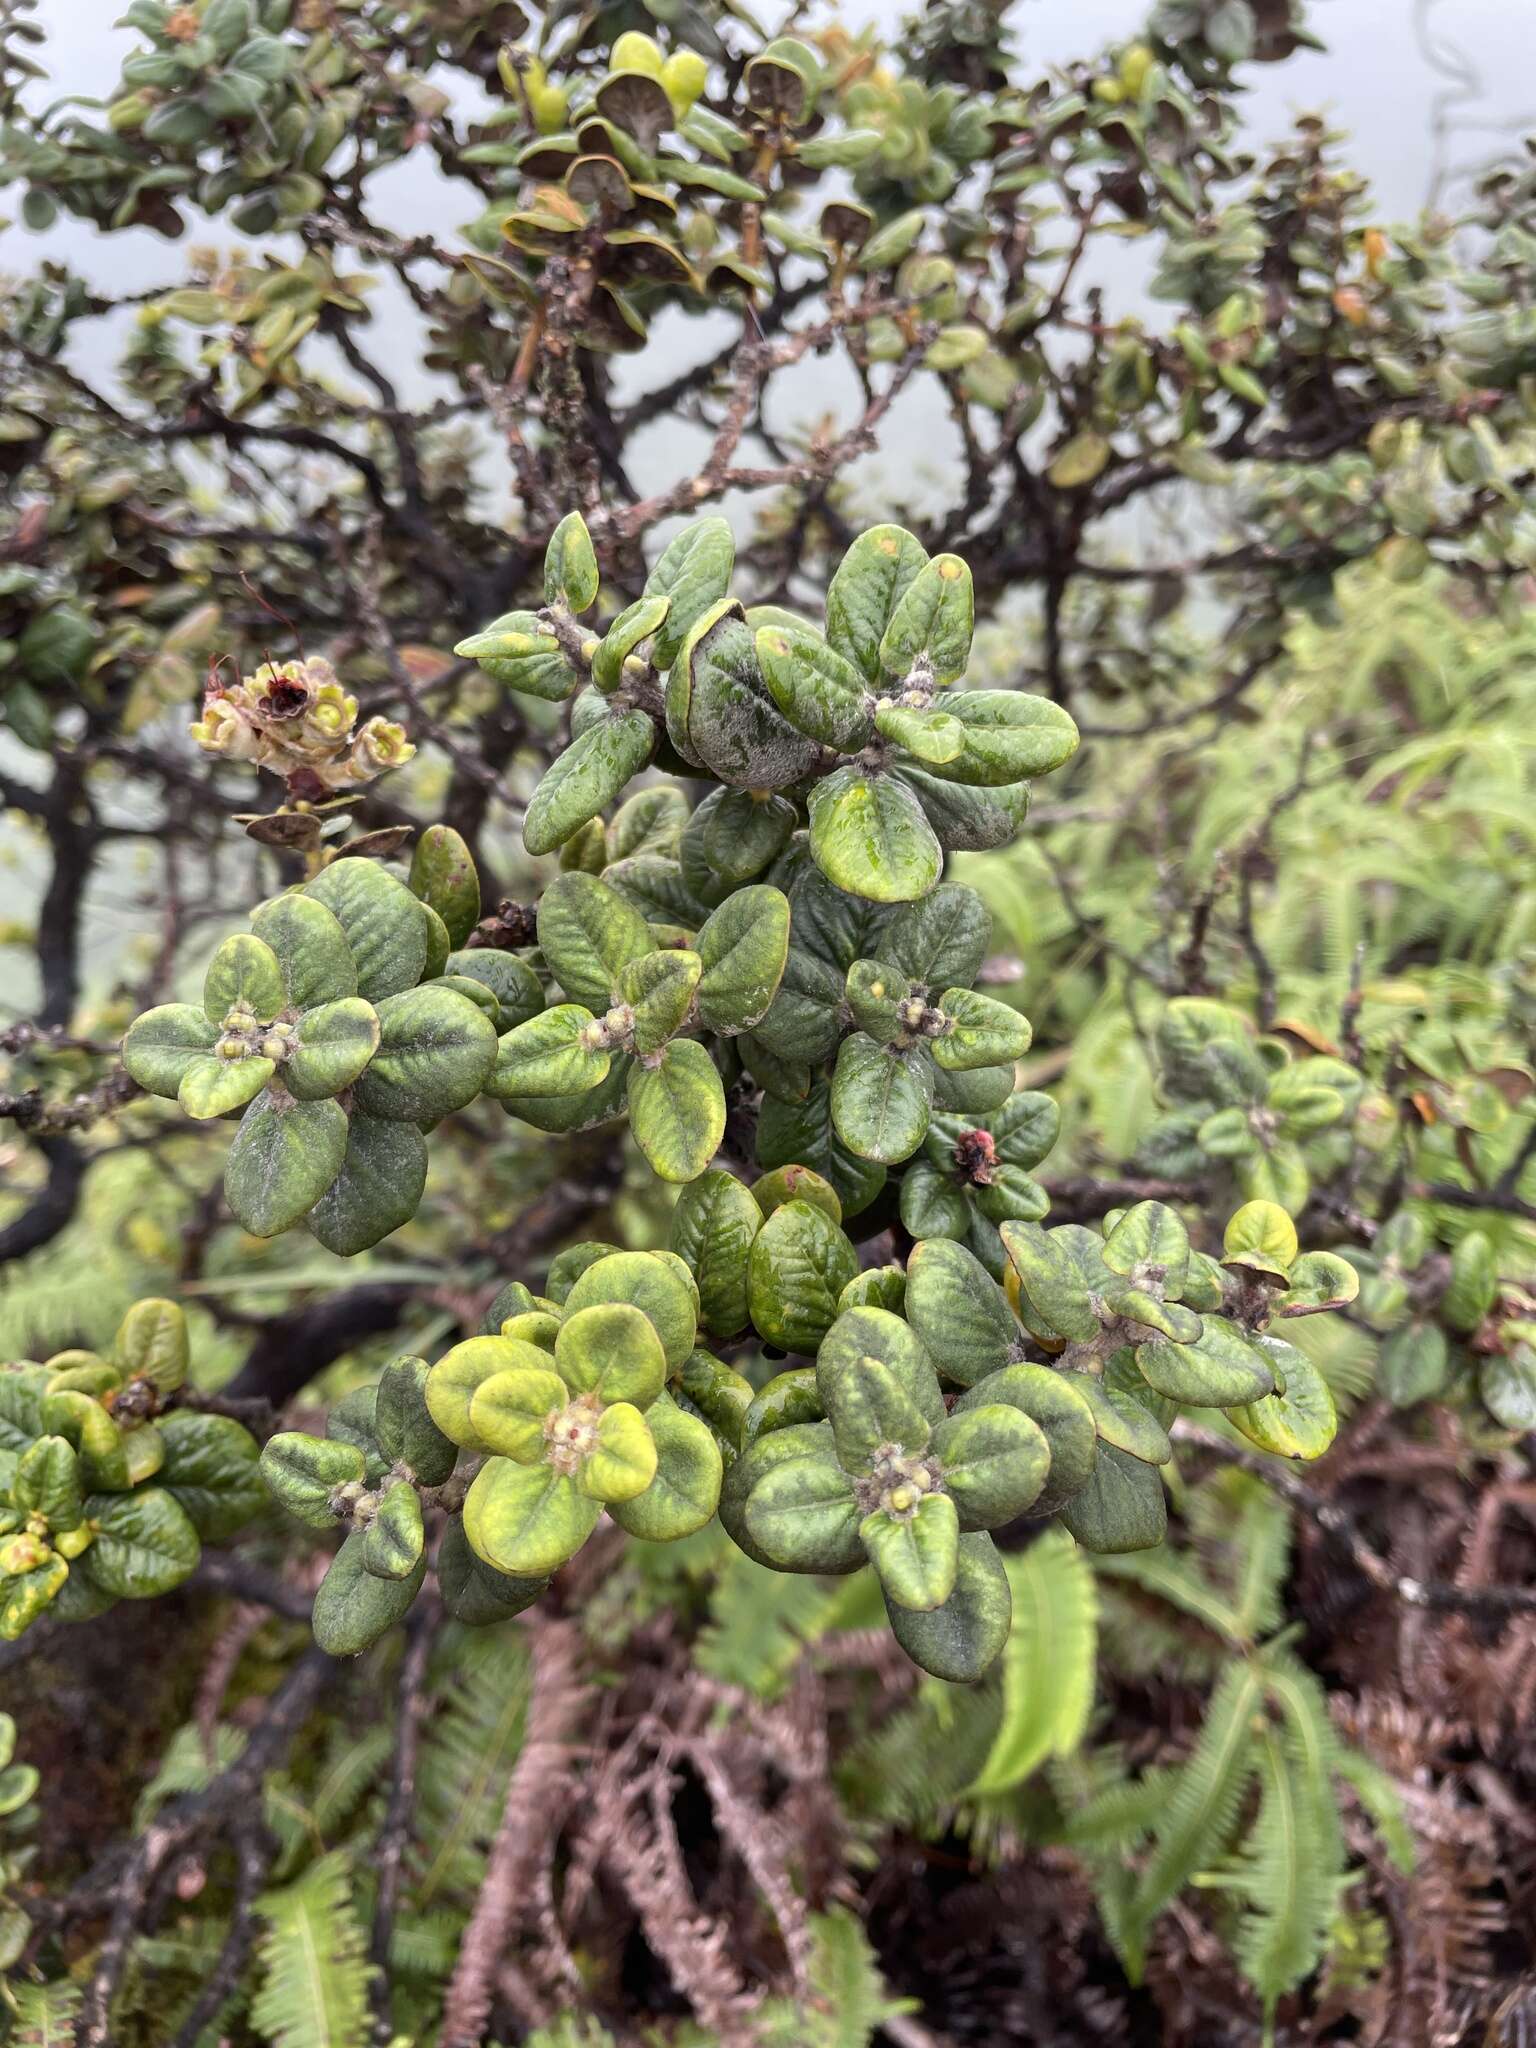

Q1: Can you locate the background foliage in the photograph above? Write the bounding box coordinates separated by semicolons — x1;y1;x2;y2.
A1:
1;0;1535;2041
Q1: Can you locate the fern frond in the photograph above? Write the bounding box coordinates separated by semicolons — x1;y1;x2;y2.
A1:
1094;1547;1249;1648
251;1849;373;2048
133;1723;246;1829
696;1552;877;1700
1223;1722;1339;2022
1334;1750;1415;1875
412;1627;530;1907
965;1531;1098;1796
6;1981;82;2047
1119;1657;1264;1976
757;1910;915;2048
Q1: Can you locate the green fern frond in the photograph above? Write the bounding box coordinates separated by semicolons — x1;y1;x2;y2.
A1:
696;1551;880;1701
1094;1547;1249;1648
1119;1657;1265;1976
965;1531;1098;1796
412;1628;530;1908
757;1910;915;2048
839;1677;1003;1833
133;1723;247;1830
1058;1764;1177;1852
251;1849;373;2048
1334;1751;1415;1875
6;1981;82;2047
523;2020;618;2048
1222;1722;1339;2024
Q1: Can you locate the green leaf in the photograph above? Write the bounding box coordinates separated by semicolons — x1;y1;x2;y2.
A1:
607;1391;722;1539
436;1517;548;1626
1379;1320;1450;1407
816;1305;946;1428
463;1457;602;1576
363;1480;425;1580
121;1003;220;1097
544;509;600;611
753;1163;843;1222
1135;1320;1276;1406
469;1365;569;1461
157;1411;265;1542
669;1169;762;1338
224;1093;349;1238
555;1302;667;1408
592;592;671;692
998;1221;1100;1342
643;514;735;670
112;1294;185;1392
311;1527;426;1656
755;622;873;749
1480;1342;1536;1431
524;709;656;856
408;824;480;948
742;1449;861;1571
965;1530;1097;1791
305;858;430;1001
202;932;285;1024
757;1080;888;1219
667;605;821;789
446;948;544;1030
1059;1443;1167;1553
538;870;653;1007
922;690;1080;785
260;1430;365;1527
1047;428;1111;487
627;1038;726;1183
1102;1200;1191;1293
680;787;797;895
251;892;358;1009
932;988;1031;1071
808;767;942;904
78;1486;201;1598
1222;1200;1299;1280
862;1491;959;1611
695;884;791;1033
374;1359;456;1490
14;1434;83;1532
826;524;929;684
307;1113;427;1256
747;1200;860;1354
875;700;964;763
1228;1338;1337;1459
904;1237;1022;1385
1072;1369;1172;1464
579;1400;657;1503
881;882;991;987
565;1251;698;1371
824;1353;932;1468
877;552;973;684
285;996;380;1100
932;1402;1049;1527
177;1053;275;1121
744;1366;825;1443
830;1033;934;1163
676;1348;755;1454
428;1335;554;1450
455;610;577;700
347;984;496;1122
619;947;701;1051
489;1004;608;1099
883;1529;1011;1681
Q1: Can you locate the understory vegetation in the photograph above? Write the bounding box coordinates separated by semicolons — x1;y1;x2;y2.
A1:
0;0;1534;2041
